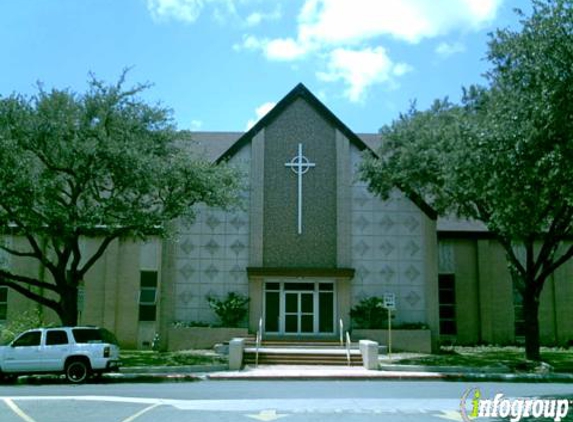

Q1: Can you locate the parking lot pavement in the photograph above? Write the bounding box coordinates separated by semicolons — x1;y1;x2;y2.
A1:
0;395;470;422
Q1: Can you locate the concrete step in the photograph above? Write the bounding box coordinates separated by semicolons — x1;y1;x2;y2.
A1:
245;340;357;349
244;352;363;366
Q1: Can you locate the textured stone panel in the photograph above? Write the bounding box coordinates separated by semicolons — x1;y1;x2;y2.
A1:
349;144;428;325
263;98;337;267
173;143;252;324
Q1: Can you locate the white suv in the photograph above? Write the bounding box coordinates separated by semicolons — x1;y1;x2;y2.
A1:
0;326;120;383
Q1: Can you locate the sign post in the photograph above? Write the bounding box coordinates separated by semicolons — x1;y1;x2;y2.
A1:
383;293;396;361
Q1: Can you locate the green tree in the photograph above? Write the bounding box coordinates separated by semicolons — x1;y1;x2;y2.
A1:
360;0;573;361
0;72;240;326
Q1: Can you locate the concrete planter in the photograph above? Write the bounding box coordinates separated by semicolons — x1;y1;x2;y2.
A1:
168;327;249;351
352;329;432;353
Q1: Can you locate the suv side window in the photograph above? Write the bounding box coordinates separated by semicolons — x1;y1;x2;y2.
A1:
12;331;41;347
46;330;69;346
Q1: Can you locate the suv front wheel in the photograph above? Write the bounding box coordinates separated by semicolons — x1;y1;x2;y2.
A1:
65;359;90;383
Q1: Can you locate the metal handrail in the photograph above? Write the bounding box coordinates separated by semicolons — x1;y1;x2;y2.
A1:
345;331;351;366
255;317;263;367
339;319;344;347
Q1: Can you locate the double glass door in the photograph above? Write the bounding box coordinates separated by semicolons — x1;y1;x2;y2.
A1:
264;281;334;335
285;291;314;333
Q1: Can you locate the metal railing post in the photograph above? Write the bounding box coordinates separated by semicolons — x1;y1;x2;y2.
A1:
345;331;351;366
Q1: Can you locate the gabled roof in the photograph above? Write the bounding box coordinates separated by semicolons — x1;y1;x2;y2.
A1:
192;83;437;220
187;131;381;162
216;83;375;163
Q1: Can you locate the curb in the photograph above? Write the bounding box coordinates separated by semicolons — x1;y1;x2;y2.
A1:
10;366;573;384
203;371;573;383
121;364;228;374
379;363;512;374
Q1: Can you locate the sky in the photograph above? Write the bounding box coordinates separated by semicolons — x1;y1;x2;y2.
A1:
0;0;529;134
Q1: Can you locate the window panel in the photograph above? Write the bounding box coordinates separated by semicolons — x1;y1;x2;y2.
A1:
284;283;314;291
0;287;7;302
0;286;7;320
285;315;298;333
13;331;41;347
285;294;298;313
265;283;280;291
438;274;457;337
301;315;314;333
139;271;158;321
46;330;69;346
139;305;157;322
265;292;280;332
140;289;157;304
301;293;313;313
140;271;158;288
319;292;334;333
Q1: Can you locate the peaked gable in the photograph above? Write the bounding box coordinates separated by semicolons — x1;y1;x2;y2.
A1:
216;83;372;163
214;83;436;220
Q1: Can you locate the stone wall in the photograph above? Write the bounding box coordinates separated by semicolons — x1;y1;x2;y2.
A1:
172;144;251;325
349;144;428;325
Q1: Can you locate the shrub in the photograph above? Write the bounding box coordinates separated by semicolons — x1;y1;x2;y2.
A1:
206;292;249;328
172;321;213;328
395;322;429;330
350;296;392;329
0;309;44;344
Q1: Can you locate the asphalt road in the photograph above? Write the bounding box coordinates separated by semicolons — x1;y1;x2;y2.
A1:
0;380;572;422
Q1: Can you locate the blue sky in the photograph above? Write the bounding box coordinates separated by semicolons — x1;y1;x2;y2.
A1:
0;0;528;134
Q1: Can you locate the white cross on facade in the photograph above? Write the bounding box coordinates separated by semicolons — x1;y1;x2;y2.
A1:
285;143;316;234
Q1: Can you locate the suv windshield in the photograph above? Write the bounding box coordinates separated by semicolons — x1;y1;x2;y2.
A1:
71;328;118;345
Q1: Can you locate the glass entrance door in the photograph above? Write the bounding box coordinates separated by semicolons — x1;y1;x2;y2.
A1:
264;281;336;336
284;291;314;334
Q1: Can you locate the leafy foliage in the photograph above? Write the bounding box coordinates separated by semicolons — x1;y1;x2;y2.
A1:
207;292;250;328
360;0;573;361
0;309;45;345
0;71;240;325
349;297;392;329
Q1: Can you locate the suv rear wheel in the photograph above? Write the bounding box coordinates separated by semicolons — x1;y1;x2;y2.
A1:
65;359;90;383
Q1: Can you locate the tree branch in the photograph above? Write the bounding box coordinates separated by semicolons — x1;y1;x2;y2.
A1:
78;231;128;279
496;234;527;279
538;243;573;283
0;269;59;293
0;244;38;258
0;277;61;312
70;233;82;280
533;204;573;277
23;234;58;276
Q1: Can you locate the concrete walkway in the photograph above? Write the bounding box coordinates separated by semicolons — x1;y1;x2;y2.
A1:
114;363;573;383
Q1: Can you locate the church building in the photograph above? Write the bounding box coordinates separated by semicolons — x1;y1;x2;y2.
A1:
2;84;572;351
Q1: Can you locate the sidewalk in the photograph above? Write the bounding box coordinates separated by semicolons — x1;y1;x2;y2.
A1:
113;363;573;383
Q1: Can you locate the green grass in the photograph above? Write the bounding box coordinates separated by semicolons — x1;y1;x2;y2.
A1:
120;350;227;367
392;346;573;373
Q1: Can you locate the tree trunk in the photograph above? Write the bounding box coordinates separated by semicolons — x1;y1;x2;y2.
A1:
58;287;79;326
522;285;541;361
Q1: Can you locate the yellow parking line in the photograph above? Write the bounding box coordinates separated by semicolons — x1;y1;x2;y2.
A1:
3;398;37;422
120;402;162;422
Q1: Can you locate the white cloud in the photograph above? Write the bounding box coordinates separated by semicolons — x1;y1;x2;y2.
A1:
245;6;282;27
235;36;307;61
265;38;308;61
190;119;203;130
435;41;466;58
237;0;501;100
246;102;276;130
238;0;500;56
297;0;502;45
147;0;236;23
317;47;412;103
